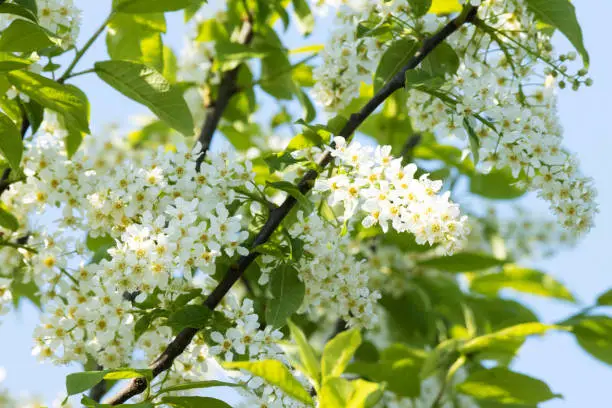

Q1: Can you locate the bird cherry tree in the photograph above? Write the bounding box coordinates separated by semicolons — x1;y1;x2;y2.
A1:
0;0;608;407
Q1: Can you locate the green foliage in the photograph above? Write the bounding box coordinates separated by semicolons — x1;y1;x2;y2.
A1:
348;344;425;397
156;380;244;395
525;0;589;65
469;265;576;302
7;70;90;133
374;38;419;92
66;368;152;397
0;206;19;231
160;396;231;408
94;60;194;135
321;329;361;380
416;252;506;272
224;360;313;405
457;367;561;405
0;111;22;170
0;19;58;53
571;315;612;365
114;0;198;13
0;52;33;71
288;319;321;384
265;264;305;328
166;304;212;331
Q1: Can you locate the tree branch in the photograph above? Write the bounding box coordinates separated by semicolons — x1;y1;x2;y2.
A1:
104;6;478;405
195;18;255;170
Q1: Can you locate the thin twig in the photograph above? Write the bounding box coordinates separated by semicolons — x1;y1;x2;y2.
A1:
195;18;255;169
104;6;478;405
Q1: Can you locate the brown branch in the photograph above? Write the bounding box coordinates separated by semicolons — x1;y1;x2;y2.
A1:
195;18;255;170
104;6;478;405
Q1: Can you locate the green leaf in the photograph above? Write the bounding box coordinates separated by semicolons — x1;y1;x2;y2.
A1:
265;264;305;328
526;0;589;66
417;252;505;272
461;323;563;355
291;0;314;35
13;0;37;15
7;70;90;133
409;0;433;16
470;265;575;302
94;60;194;135
321;329;361;380
373;38;419;92
160;396;231;408
420;41;459;78
0;206;19;231
420;338;462;379
470;169;527;199
260;51;295;100
596;289;612;306
267;181;313;212
106;13;166;72
166;304;212;331
114;0;195;13
0;19;57;53
288;319;321;385
80;395;154;407
224;360;313;405
0;111;22;170
0;3;37;21
158;380;243;395
0;52;33;72
348;344;425;398
456;367;561;404
319;377;381;408
572;315;612;365
66;369;151;396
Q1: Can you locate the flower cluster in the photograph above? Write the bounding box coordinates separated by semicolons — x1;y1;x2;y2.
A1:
405;0;597;236
0;0;81;49
4;112;253;367
283;211;382;328
315;137;470;254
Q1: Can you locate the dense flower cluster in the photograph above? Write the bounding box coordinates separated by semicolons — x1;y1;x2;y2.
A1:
311;0;597;238
315;137;470;254
286;212;382;328
0;0;81;48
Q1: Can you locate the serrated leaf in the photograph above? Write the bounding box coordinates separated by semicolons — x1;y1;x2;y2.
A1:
456;367;561;404
321;329;361;380
224;360;313;405
0;111;22;170
7;70;90;133
94;60;193;135
526;0;589;66
265;264;305;328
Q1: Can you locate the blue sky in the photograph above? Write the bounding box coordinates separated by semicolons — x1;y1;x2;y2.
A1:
1;0;611;406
